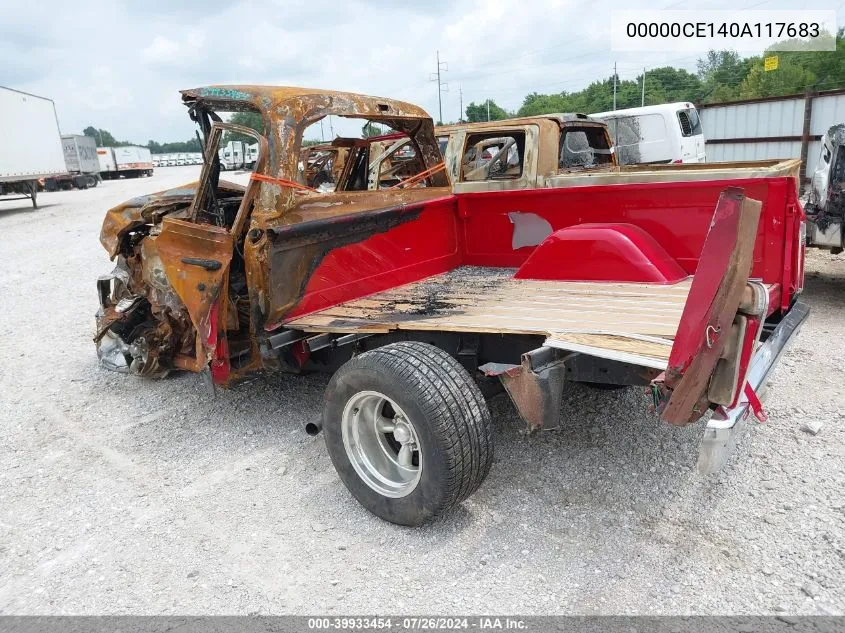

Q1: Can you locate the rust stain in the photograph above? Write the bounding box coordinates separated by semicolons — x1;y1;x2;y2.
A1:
96;85;453;384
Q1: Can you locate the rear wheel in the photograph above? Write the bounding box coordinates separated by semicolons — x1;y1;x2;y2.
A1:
323;341;493;526
86;175;97;188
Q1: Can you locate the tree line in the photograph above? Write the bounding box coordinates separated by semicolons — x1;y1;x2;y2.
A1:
464;33;845;122
83;126;203;153
86;34;845;145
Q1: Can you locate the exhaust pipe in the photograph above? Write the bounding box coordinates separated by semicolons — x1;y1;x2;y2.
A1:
305;416;323;436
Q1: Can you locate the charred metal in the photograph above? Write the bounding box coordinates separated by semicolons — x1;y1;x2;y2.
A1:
96;86;449;385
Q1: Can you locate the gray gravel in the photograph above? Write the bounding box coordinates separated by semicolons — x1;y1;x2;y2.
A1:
0;167;842;615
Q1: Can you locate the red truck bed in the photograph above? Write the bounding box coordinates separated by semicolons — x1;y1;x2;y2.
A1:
287;266;694;369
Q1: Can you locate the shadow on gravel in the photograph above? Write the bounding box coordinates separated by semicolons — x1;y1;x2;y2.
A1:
75;354;715;543
803;266;845;304
0;202;58;217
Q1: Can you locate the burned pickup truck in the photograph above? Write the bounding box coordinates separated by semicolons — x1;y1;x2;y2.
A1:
805;124;845;253
95;85;808;526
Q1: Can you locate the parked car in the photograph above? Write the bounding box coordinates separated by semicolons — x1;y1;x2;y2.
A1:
95;85;807;526
590;102;706;165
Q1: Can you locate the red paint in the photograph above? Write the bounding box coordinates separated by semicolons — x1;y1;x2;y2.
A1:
284;176;803;323
668;188;749;374
208;301;231;384
284;196;460;320
456;178;801;311
743;382;768;422
292;340;310;368
729;315;762;409
514;223;687;284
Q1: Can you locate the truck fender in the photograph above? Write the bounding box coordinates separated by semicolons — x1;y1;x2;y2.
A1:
514;223;687;284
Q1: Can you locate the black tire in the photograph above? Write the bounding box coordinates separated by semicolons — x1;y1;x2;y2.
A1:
323;341;493;526
86;175;97;188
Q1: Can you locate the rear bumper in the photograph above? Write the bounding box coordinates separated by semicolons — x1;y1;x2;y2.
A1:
697;300;810;473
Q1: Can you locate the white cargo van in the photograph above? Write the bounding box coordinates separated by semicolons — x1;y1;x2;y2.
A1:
590;102;705;165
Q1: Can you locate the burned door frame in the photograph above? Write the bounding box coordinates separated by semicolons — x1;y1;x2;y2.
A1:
161;121;267;380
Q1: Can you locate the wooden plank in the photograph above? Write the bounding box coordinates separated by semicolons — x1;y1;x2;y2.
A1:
343;294;689;311
285;267;701;361
545;332;673;360
302;309;683;337
313;304;684;324
544;339;669;370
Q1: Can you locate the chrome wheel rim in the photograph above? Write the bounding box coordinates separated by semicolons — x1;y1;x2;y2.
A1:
341;390;422;498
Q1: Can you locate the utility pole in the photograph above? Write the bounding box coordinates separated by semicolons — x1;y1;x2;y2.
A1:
430;50;448;124
613;61;617;111
641;67;646;106
459;86;463;123
487;100;490;121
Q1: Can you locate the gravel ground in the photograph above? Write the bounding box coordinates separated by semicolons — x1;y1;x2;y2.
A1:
0;167;842;615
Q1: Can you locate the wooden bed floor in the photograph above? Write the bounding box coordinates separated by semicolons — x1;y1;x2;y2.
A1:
286;267;695;368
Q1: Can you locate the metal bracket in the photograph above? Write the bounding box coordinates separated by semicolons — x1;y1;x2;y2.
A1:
457;334;480;372
267;329;374;355
480;347;573;433
267;329;308;350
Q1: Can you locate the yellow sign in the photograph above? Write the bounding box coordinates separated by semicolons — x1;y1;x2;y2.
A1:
764;56;779;72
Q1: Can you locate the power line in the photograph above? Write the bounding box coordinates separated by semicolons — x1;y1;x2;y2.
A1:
429;51;448;124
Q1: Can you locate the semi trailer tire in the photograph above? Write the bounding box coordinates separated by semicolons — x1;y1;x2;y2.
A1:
322;341;493;526
85;175;97;188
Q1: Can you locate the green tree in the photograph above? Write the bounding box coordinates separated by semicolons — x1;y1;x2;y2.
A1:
641;66;702;104
150;138;203;153
795;29;845;90
739;57;817;98
223;111;264;143
518;92;573;116
697;50;758;102
83;126;121;146
465;100;509;122
361;122;384;137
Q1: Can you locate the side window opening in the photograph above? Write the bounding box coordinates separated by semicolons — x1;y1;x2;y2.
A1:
677;111;692;136
437;135;449;156
345;147;370;191
560;126;614;169
375;140;425;189
303;149;338;189
461;132;525;182
677;108;702;137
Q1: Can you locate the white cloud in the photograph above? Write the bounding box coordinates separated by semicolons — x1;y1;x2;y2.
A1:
1;0;838;144
142;36;180;63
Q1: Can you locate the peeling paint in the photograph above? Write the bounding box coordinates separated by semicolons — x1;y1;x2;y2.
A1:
508;211;553;249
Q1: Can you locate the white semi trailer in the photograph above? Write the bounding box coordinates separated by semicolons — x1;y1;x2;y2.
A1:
0;86;68;208
52;134;101;189
97;147;117;177
99;146;154;179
